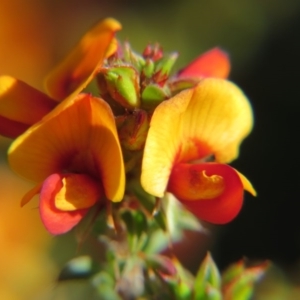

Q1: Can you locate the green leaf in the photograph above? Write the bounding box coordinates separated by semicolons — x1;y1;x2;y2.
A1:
194;252;221;300
93;271;122;300
127;179;167;231
121;209;148;252
222;261;269;300
222;260;244;286
163;194;202;239
167;258;194;300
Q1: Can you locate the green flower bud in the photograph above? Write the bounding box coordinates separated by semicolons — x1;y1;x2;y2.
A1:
141;84;170;111
142;59;155;79
118;110;149;151
103;66;140;109
146;255;177;278
123;42;146;72
153;52;178;83
168;77;200;95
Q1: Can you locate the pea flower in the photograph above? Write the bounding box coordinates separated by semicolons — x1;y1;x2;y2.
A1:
8;93;125;234
141;78;256;224
0;18;121;138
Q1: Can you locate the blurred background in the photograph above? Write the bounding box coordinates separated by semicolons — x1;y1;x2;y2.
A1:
1;0;300;298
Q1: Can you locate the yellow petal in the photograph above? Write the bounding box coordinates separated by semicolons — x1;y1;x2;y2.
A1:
9;93;125;202
0;75;56;124
235;170;257;196
54;174;101;211
141;78;253;197
45;18;122;101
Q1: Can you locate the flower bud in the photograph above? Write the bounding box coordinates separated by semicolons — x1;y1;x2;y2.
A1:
146;255;177;278
118;110;149;151
153;52;178;84
141;84;170;111
168;77;200;95
143;43;163;61
102;66;140;109
141;59;155;79
123;42;145;72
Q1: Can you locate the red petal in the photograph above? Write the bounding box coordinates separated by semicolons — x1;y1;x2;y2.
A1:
168;163;244;224
178;48;230;79
39;173;89;235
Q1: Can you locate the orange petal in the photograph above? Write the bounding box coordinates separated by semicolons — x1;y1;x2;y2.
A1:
39;173;88;235
168;163;244;224
0;115;29;138
8;93;125;202
141;78;253;197
45;18;122;101
178;48;230;79
0;75;56;124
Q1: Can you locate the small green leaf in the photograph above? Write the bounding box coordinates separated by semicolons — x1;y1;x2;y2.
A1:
167;258;194;300
121;209;148;238
222;260;244;286
127;179;167;231
222;261;269;300
93;271;122;300
194;252;221;300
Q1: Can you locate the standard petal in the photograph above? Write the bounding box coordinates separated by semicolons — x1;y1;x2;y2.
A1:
45;18;122;101
8;93;125;202
168;163;244;224
0;76;56;124
141;78;253;197
39;173;88;235
178;48;230;79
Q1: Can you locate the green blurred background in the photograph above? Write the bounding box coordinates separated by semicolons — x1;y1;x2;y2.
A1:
1;0;300;298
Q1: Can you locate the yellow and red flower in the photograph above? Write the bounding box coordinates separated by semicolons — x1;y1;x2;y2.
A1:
141;78;256;224
8;93;125;234
0;18;121;138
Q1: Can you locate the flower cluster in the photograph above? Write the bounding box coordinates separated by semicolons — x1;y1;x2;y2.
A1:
0;18;255;236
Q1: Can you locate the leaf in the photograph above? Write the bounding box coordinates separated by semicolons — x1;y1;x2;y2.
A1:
194;252;221;300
